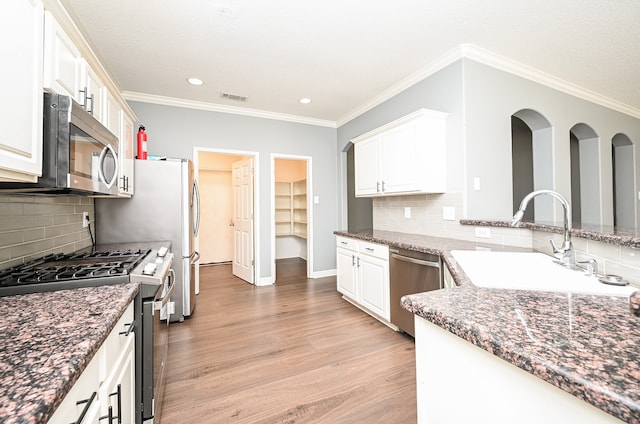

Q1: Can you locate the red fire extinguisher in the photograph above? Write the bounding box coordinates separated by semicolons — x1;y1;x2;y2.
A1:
137;125;148;160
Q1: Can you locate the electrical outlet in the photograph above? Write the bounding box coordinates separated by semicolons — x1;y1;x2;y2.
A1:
82;212;89;228
475;227;491;238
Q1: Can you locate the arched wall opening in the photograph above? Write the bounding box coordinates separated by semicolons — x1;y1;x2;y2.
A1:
511;109;553;222
612;133;635;229
570;123;600;226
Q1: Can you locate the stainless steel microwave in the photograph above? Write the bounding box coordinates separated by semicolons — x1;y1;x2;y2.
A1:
0;92;119;195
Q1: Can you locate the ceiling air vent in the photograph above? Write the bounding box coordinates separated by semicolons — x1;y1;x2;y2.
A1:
220;92;248;102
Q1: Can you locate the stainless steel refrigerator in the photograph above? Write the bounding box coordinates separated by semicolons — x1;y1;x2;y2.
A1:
96;158;200;322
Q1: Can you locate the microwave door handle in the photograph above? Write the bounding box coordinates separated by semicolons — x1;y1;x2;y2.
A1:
98;144;119;189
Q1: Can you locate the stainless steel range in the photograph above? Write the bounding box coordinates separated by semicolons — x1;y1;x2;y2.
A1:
0;246;174;424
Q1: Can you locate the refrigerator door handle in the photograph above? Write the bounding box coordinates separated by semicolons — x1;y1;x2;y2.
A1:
192;179;201;237
189;251;200;264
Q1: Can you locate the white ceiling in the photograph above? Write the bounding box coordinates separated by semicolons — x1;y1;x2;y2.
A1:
60;0;640;126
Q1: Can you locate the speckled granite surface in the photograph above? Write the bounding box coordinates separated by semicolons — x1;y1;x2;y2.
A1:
336;229;640;423
461;218;640;248
0;283;139;424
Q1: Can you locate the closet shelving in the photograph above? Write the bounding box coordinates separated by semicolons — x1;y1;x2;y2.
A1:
275;179;307;238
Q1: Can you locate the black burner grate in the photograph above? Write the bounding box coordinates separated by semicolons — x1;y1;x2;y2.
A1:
0;249;151;289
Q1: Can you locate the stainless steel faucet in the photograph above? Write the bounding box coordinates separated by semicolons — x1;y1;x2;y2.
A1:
511;189;576;268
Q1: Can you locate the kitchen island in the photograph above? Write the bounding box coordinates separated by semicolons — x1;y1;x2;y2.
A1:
0;283;138;424
336;229;640;423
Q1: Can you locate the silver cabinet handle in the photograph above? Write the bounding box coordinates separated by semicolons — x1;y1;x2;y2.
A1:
390;252;440;268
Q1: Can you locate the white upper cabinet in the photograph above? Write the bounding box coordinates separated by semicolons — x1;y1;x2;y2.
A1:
42;2;138;197
82;59;106;122
119;112;135;196
353;109;448;197
0;0;44;182
43;11;83;102
105;91;135;197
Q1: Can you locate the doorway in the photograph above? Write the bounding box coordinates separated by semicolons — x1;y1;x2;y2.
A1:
194;148;258;290
272;155;312;282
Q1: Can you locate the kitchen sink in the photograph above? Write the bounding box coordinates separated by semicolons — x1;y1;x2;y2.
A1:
451;250;638;297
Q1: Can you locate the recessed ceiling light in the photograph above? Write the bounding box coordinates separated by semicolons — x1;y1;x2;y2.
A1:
299;98;312;104
187;78;204;86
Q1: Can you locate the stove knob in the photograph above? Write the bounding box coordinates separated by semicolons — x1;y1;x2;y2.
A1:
143;263;157;275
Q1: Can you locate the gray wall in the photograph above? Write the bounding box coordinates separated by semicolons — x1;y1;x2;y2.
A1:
128;101;338;278
337;60;466;228
464;59;640;226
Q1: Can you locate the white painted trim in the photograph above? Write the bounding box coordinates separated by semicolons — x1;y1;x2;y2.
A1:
124;91;336;128
337;46;466;127
256;276;275;286
193;147;261;285
270;153;314;281
311;269;336;278
339;44;640;126
458;44;640;119
127;44;640;129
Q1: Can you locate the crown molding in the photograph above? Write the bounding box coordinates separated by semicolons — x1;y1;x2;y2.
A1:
336;46;466;127
338;43;640;126
125;44;640;129
122;92;337;128
459;44;640;119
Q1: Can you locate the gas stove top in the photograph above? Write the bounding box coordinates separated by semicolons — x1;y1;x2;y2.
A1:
0;248;152;297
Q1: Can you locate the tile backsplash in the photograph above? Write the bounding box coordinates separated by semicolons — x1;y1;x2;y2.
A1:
373;192;640;286
0;194;94;268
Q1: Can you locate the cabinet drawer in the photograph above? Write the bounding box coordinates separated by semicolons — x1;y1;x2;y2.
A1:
358;241;389;260
47;349;101;424
336;236;357;250
102;302;134;382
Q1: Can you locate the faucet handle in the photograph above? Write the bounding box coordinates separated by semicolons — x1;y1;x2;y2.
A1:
578;259;598;276
549;239;571;255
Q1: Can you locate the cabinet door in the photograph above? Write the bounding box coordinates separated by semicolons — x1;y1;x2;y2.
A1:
118;112;135;196
358;254;390;320
380;121;422;194
43;12;83;102
101;335;136;424
83;61;106;122
0;0;43;182
354;136;381;196
336;247;357;300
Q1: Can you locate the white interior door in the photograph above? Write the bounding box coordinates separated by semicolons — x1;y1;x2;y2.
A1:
232;157;255;283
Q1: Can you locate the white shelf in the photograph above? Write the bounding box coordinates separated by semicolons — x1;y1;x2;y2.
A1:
275;179;307;238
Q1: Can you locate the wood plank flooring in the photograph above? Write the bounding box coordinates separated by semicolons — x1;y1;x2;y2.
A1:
160;258;417;423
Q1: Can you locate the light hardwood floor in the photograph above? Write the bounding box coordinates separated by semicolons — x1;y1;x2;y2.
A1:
160;258;417;423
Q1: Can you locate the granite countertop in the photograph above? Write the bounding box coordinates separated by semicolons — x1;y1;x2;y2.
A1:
460;218;640;248
0;283;139;424
336;229;640;423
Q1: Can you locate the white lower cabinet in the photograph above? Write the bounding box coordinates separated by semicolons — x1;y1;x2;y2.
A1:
47;301;135;424
336;236;390;322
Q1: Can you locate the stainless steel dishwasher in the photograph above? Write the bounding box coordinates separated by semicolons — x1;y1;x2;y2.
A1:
389;247;442;337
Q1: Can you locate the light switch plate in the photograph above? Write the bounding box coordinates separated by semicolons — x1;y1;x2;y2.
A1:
443;207;455;221
473;177;481;191
404;207;411;218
